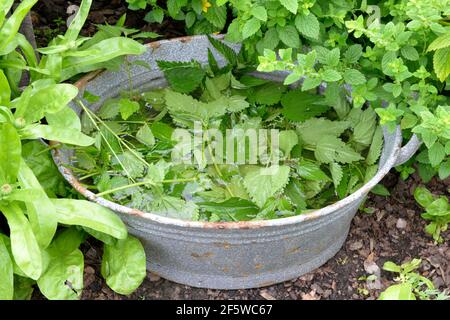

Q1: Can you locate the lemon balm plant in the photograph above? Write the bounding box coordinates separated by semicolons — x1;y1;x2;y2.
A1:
0;0;147;300
256;0;450;182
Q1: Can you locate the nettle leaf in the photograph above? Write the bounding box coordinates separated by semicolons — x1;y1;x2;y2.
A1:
352;107;377;146
165;90;227;126
285;180;307;210
252;83;286;105
366;126;383;165
157;60;206;93
281;90;330;121
343;69;366;85
136;124;155;147
113;151;145;178
330;162;343;187
297;160;330;181
297;118;349;145
207;35;238;66
199;198;259;221
295;13;319;39
101;236;146;295
279;130;298;157
119;99;140;120
315;135;363;164
280;0;298;14
243;165;290;207
151;194;199;220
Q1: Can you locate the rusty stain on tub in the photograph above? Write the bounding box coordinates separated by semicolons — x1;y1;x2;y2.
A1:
191;252;214;258
287;246;301;254
213;241;232;249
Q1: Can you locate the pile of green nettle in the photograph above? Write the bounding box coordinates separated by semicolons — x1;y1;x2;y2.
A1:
0;0;147;300
71;39;383;222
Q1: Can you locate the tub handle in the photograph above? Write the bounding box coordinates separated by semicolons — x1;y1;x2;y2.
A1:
394;134;422;167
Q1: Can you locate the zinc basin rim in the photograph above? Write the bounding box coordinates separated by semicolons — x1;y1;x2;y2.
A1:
52;35;404;231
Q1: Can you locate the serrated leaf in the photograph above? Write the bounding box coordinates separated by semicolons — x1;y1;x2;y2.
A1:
427;33;450;52
203;5;227;29
433;47;450;82
315;135;363;164
164;90;227;126
297;118;349;145
352;107;377;146
401;46;419;61
428;142;445;167
198;198;259;221
242;18;261;39
285;180;307;210
207;35;238;66
277;25;300;48
438;159;450;179
330;162;343;187
279;130;298;157
252;83;286;105
157;60;206;93
119;99;140;120
251;6;267;21
297;160;330;181
366;126;383;165
344;45;362;63
151;194;199;220
344;69;366;85
295;13;319;39
301;77;322;91
281;90;329;121
136;124;155;146
322;69;342;82
112;151;145;178
243;165;290;207
280;0;298;13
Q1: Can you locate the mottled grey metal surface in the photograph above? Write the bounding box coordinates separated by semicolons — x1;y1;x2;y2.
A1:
54;35;421;289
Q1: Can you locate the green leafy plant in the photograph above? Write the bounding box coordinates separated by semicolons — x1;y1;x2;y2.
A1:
0;0;147;300
413;186;450;243
65;39;383;222
125;0;226;35
256;0;449;184
379;259;449;300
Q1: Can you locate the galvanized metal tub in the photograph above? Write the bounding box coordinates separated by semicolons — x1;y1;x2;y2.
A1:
52;35;421;289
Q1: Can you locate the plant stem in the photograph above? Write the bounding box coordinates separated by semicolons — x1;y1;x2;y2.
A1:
96;177;196;197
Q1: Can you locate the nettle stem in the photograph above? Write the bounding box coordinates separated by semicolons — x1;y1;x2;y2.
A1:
96;178;197;197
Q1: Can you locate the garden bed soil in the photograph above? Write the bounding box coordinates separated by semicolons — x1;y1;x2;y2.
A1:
73;173;450;300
